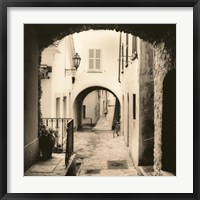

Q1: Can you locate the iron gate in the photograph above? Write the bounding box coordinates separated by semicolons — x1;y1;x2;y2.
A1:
65;119;74;166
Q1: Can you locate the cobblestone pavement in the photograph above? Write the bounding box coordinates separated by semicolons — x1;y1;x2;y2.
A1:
74;130;138;176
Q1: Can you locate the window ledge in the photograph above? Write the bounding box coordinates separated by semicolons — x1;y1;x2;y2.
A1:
87;69;103;73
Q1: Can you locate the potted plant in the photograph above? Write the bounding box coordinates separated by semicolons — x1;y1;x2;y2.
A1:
39;125;57;160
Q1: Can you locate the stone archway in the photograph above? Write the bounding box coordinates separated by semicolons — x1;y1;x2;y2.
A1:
73;86;121;130
26;24;175;53
24;24;176;173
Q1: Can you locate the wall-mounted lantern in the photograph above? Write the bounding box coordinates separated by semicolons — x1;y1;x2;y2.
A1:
65;53;81;84
72;53;81;70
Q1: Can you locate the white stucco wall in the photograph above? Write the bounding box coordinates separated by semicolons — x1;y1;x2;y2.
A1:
40;76;52;118
83;91;99;124
108;93;116;106
72;30;122;103
120;33;140;165
41;36;75;120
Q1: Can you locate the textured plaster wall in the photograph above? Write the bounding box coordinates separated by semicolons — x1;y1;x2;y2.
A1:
139;40;154;166
24;139;39;171
153;42;175;174
24;27;40;171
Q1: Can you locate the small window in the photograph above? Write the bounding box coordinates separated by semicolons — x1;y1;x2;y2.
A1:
88;49;102;72
83;105;86;119
56;98;60;118
133;94;136;119
132;36;137;54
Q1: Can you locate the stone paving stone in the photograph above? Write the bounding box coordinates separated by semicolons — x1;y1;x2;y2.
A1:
25;153;68;176
74;130;138;176
29;164;56;173
37;158;61;165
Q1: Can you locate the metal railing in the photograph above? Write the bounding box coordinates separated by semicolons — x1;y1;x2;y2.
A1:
42;118;74;166
65;119;74;166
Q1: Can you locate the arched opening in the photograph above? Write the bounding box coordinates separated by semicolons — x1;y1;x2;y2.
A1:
73;86;120;131
24;24;176;174
162;69;176;174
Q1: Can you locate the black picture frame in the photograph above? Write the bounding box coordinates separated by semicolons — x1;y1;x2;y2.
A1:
0;0;199;199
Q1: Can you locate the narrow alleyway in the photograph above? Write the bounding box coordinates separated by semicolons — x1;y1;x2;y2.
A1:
92;106;114;131
74;131;138;176
74;106;138;176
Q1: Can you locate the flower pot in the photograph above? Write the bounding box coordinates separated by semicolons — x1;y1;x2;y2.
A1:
39;134;55;160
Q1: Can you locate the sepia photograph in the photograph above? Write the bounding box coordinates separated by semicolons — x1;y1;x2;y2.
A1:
0;0;198;198
24;24;176;177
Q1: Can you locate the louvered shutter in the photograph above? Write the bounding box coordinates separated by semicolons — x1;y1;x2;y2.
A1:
95;49;101;69
89;49;94;69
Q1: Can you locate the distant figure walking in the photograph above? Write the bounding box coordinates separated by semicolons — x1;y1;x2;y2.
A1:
113;120;121;138
104;109;108;118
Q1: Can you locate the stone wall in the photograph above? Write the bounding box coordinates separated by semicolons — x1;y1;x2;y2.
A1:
139;40;154;165
153;42;175;175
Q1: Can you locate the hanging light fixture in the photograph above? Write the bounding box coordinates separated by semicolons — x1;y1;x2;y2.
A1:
73;53;81;70
65;53;81;75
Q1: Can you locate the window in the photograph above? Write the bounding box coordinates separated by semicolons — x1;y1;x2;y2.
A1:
83;105;86;119
133;94;136;119
88;49;102;71
56;98;60;118
132;36;137;54
63;96;67;118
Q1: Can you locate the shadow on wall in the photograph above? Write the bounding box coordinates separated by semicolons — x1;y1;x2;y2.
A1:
112;98;121;130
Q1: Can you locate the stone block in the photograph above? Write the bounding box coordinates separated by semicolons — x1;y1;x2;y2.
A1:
30;164;56;173
38;158;61;165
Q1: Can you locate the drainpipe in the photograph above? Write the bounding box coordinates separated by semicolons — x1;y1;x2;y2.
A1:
122;43;124;73
118;32;122;83
126;33;128;67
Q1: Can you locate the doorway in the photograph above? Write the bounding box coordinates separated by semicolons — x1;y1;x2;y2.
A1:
162;69;176;174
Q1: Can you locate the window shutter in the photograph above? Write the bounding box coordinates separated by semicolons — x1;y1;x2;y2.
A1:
89;59;94;69
89;49;94;58
96;59;100;69
95;49;101;69
96;49;100;58
89;49;94;69
132;36;137;53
